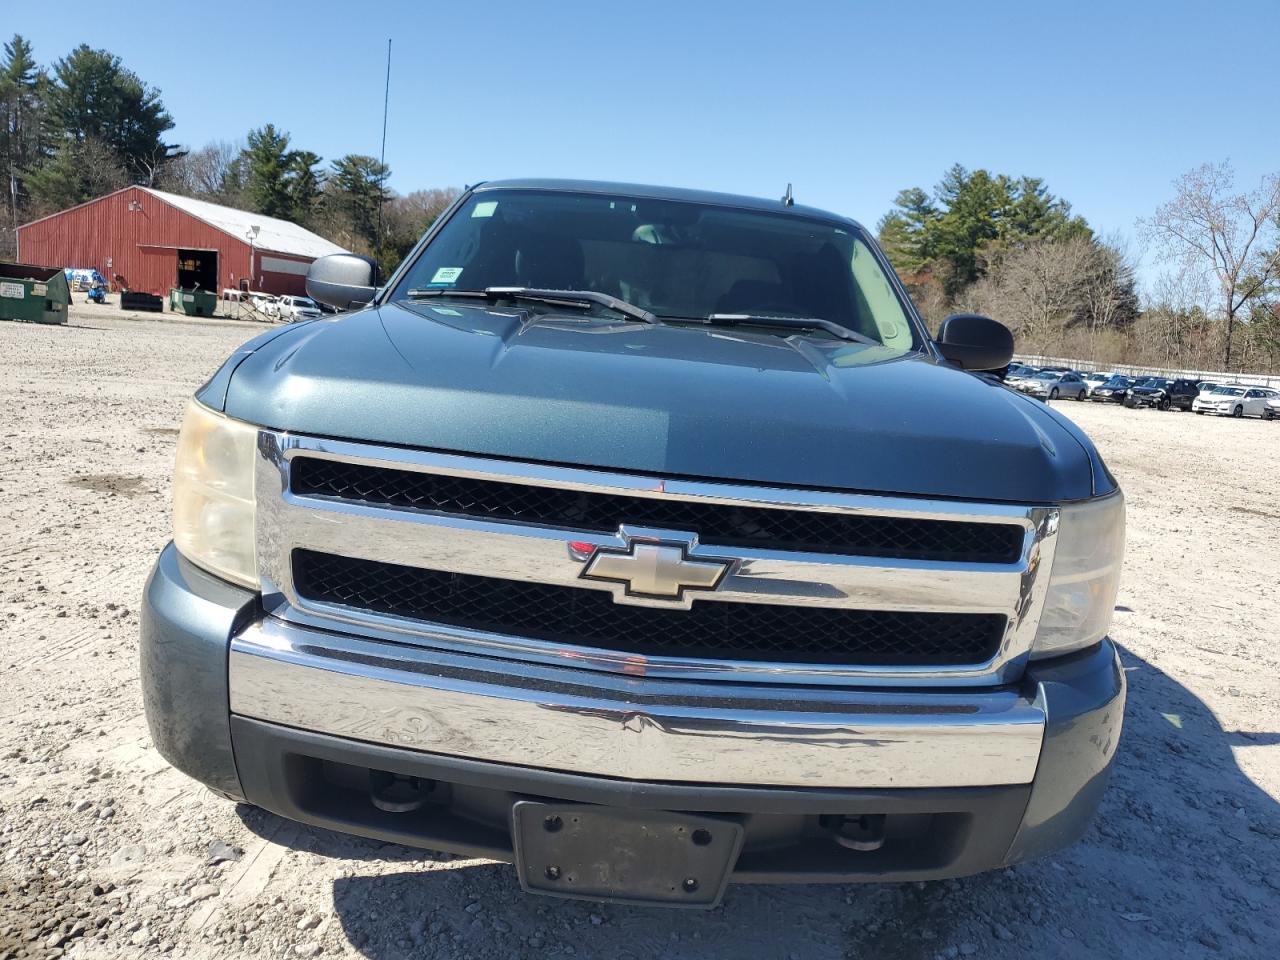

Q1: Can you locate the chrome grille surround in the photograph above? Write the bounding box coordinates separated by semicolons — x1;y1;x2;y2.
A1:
254;431;1060;687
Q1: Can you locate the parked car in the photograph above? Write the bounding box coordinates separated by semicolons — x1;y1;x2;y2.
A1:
1089;375;1134;403
1192;385;1280;418
1164;378;1204;411
1081;371;1112;396
141;178;1126;905
1126;376;1182;409
1263;395;1280;420
1016;369;1088;401
274;295;323;323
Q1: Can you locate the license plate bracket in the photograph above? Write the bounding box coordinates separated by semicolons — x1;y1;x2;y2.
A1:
511;801;743;907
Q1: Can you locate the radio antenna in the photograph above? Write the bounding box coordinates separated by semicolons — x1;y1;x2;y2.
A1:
781;182;794;207
376;38;392;269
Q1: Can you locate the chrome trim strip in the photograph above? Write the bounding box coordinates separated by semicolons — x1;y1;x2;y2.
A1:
254;432;1059;687
271;433;1040;524
228;619;1046;789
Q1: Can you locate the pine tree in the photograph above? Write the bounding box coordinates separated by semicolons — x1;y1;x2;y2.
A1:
286;150;323;227
327;154;391;253
243;124;295;219
44;45;174;179
1;34;49;239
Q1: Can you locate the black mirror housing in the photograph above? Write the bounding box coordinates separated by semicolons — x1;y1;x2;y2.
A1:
306;254;378;312
935;314;1015;371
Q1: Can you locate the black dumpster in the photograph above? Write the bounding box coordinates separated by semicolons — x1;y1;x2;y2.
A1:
121;291;164;313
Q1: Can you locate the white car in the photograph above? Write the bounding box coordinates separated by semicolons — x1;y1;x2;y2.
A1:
1081;371;1113;396
274;295;323;322
1265;396;1280;421
1014;370;1089;401
1192;385;1279;418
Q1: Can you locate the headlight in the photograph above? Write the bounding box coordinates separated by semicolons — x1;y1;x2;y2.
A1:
1031;492;1125;659
172;400;259;588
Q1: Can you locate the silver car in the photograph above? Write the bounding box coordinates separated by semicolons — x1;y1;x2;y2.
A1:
1016;370;1089;401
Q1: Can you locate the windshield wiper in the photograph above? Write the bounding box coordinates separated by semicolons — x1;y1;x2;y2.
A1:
702;313;876;344
403;286;658;325
485;287;658;325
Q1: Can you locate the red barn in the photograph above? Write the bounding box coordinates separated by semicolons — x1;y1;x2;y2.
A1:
16;186;348;297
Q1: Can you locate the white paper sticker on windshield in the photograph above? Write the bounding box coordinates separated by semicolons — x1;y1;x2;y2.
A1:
471;201;498;218
430;266;464;285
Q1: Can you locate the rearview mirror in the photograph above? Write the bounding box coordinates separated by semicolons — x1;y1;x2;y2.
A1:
306;254;378;311
934;314;1014;371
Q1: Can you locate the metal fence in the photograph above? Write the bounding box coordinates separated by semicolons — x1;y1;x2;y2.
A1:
1013;355;1280;389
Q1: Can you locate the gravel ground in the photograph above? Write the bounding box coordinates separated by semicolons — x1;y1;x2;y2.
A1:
1;307;1277;960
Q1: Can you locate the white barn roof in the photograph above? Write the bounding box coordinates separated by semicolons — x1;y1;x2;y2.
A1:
142;188;348;260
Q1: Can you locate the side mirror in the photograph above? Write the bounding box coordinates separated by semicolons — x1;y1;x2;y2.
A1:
934;313;1015;371
305;254;378;311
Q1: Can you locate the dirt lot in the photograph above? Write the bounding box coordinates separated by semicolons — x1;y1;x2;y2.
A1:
2;307;1278;960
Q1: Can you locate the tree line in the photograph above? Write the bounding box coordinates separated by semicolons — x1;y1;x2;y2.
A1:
0;35;457;275
877;162;1280;373
4;33;1276;369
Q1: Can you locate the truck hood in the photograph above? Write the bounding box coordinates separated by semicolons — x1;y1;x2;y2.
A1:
218;302;1104;502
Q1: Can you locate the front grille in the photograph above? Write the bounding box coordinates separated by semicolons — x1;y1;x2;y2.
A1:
293;550;1006;666
290;458;1023;564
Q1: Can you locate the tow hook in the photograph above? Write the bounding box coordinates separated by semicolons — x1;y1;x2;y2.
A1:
369;770;434;813
820;814;887;851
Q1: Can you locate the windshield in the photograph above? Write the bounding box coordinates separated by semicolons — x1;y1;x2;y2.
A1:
392;189;920;351
1212;387;1244;396
1103;378;1129;387
1032;371;1059;380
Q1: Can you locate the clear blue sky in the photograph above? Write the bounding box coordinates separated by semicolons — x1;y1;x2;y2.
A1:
14;0;1280;289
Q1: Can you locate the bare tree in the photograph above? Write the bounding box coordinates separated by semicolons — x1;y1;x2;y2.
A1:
1079;232;1138;347
157;140;246;207
958;235;1098;352
1139;161;1280;369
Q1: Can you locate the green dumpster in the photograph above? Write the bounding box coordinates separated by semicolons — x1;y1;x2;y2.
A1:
168;287;218;317
0;262;70;324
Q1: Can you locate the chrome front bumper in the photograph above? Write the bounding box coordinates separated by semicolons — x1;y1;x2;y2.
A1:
228;615;1047;790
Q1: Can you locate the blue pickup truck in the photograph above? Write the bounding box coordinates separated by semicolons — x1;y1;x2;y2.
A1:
141;179;1125;907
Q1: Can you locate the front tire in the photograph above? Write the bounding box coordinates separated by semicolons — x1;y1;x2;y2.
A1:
1158;398;1170;411
1049;388;1059;400
1233;405;1244;418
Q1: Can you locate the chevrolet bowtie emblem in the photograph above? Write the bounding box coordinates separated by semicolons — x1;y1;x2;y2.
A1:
580;536;731;605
